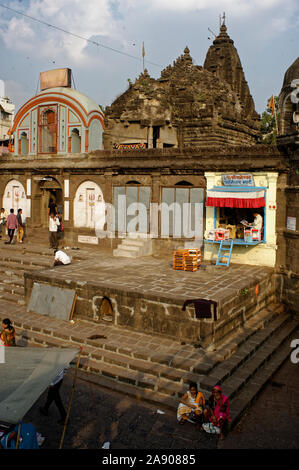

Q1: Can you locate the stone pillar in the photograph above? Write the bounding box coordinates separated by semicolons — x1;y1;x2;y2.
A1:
204;172;216;234
150;173;161;238
266;173;278;246
147;126;153;149
64;178;70;221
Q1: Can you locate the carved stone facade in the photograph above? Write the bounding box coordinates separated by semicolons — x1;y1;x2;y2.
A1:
104;24;259;150
277;57;299;313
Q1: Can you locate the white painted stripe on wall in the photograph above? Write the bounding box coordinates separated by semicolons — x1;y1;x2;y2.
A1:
207;190;264;199
64;200;69;221
26;198;31;218
64;179;69;198
26;179;31;196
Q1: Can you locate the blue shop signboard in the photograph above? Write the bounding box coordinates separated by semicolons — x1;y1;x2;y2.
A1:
222;174;254;186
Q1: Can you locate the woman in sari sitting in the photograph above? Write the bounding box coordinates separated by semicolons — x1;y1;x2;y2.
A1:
177;382;205;426
0;318;16;347
204;385;231;439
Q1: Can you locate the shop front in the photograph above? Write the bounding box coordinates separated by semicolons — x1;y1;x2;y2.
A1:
204;172;278;267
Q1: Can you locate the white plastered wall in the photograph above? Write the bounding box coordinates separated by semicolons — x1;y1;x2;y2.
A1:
2;179;28;220
74;180;105;231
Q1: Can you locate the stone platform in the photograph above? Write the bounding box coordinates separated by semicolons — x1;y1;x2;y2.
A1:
24;252;276;347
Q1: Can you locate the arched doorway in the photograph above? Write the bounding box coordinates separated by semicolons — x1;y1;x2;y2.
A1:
39;177;63;227
71;128;81;153
20;132;29;155
38;107;57;154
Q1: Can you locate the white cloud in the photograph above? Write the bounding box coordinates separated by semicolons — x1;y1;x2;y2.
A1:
0;0;297;65
132;0;285;14
1;0;124;64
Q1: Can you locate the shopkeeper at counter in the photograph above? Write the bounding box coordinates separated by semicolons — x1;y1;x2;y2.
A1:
241;211;263;231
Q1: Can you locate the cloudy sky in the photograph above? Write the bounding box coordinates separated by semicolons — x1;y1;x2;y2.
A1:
0;0;298;115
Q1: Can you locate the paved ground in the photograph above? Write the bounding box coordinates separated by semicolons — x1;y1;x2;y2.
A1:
25;249;273;303
22;356;298;450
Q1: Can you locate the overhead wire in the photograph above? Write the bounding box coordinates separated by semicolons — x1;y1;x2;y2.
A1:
0;2;162;68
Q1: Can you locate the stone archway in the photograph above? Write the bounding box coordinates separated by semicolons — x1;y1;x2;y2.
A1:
38;177;63;227
99;297;114;322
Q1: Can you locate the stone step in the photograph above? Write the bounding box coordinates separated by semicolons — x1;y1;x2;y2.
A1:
8;301;298;425
221;319;298;401
1;277;24;287
113;248;140;258
0;291;24;303
0;283;24;296
0;273;23;285
114;236;152;257
116;245;141;252
70;322;299;418
13;326;207;397
199;312;292;391
0;254;50;268
122;239;146;247
204;303;283;363
0;261;44;273
229;327;299;427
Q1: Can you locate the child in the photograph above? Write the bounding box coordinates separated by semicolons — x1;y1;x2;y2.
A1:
177;382;205;425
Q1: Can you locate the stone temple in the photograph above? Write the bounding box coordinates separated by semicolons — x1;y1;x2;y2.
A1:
104;24;259;150
0;20;298;319
0;22;298;423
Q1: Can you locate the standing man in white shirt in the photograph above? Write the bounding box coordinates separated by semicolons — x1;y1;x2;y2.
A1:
53;250;71;266
49;212;60;251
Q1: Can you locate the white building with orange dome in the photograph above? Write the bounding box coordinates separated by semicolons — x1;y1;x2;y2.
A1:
11;68;104;156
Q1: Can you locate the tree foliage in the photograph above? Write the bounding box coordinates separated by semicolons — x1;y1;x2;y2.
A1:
259;96;279;144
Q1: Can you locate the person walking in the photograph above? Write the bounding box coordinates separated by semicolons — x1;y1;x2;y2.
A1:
0;208;8;239
39;367;68;424
49;212;60;250
5;209;18;244
16;208;24;243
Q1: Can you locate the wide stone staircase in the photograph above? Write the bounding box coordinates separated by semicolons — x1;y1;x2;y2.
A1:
0;243;296;429
0;242;85;304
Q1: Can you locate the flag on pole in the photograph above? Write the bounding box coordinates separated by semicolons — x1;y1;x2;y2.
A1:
142;42;145;72
268;95;275;116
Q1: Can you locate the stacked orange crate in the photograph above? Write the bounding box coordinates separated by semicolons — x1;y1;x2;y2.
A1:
184;248;202;271
173;248;202;271
173;249;188;270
